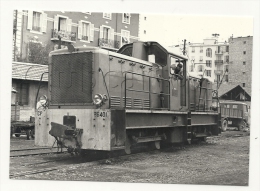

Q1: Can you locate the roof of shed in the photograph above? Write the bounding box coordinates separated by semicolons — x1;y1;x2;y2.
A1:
12;62;48;82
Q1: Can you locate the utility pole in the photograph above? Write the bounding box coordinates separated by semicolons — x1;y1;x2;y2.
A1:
183;39;186;55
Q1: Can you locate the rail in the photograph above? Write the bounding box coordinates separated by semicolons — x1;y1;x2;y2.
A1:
124;71;170;110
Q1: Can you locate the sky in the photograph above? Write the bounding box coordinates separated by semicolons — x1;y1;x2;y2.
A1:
0;1;259;191
139;14;254;46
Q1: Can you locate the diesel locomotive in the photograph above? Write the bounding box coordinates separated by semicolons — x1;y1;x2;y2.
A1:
35;41;221;154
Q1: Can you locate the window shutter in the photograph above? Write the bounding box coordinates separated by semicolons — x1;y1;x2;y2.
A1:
67;19;72;32
90;23;94;41
109;28;114;42
54;16;59;30
99;26;103;38
40;13;47;33
27;11;33;30
78;21;82;39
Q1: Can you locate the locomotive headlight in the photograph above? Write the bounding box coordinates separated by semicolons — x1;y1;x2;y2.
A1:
93;94;103;106
93;94;109;106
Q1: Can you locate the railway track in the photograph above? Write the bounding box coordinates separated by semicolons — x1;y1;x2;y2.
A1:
9;140;211;179
9;143;169;179
10;147;66;157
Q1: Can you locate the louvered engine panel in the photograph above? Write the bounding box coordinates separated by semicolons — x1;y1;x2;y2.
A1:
122;97;132;108
110;96;121;108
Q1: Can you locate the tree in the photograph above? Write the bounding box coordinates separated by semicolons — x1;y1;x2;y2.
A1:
17;37;54;65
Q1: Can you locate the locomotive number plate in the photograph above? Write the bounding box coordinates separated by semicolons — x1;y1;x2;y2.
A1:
94;111;108;118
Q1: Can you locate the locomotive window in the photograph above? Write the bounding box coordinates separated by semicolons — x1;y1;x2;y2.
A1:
170;57;183;75
149;45;167;66
117;46;133;57
233;105;238;109
227;105;230;108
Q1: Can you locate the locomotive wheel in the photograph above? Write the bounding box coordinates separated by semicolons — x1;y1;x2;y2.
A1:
15;128;21;137
26;130;31;140
124;136;131;155
31;129;35;139
238;121;246;131
222;120;228;132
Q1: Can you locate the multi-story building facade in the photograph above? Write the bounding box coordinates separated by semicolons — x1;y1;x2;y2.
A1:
13;11;140;62
187;37;229;83
228;36;253;94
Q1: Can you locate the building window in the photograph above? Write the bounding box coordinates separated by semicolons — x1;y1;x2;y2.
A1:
99;25;115;48
32;12;41;31
122;13;130;24
190;65;194;72
206;70;211;77
52;15;75;42
198;65;204;72
121;30;130;46
225;75;228;82
243;51;246;55
206;48;212;57
103;13;112;20
206;60;212;68
144;16;146;20
27;11;47;33
243;72;245;75
243;61;246;65
242;83;245;87
144;30;146;34
192;47;195;53
225;55;229;62
16;83;29;106
78;21;94;42
224;65;229;72
200;47;203;53
226;46;229;52
199;56;203;61
243;41;246;44
53;15;72;33
216;75;221;82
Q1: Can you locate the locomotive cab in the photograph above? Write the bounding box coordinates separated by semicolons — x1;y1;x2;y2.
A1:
118;41;188;110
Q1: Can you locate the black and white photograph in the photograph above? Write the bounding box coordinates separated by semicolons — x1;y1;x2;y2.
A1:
1;1;259;191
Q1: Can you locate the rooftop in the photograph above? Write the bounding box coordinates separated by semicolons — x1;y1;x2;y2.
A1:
12;62;48;82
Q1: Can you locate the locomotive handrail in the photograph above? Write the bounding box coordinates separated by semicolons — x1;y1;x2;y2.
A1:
35;72;49;109
123;71;170;110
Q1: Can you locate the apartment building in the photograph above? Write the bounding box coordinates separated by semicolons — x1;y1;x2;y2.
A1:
228;36;253;95
187;37;229;83
13;11;140;62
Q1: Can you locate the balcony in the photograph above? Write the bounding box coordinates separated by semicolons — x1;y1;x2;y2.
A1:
214;70;223;75
99;38;120;49
215;60;223;65
51;29;76;43
215;51;224;55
